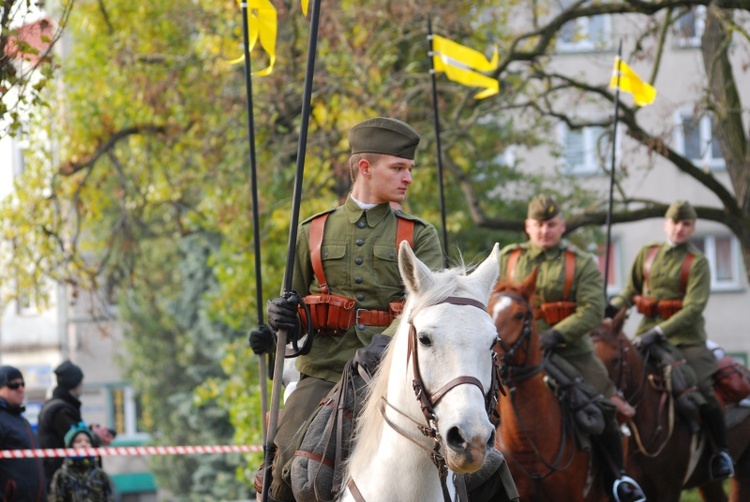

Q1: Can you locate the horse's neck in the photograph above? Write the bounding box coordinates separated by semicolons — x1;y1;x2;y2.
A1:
499;369;561;435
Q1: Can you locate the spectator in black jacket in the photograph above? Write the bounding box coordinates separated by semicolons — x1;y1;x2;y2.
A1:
37;360;84;489
0;365;46;501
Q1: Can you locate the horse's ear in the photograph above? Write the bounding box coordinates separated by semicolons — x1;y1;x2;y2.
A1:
398;241;435;295
613;305;628;333
522;267;539;295
471;243;500;300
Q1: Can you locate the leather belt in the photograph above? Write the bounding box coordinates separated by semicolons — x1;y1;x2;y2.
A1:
355;309;393;327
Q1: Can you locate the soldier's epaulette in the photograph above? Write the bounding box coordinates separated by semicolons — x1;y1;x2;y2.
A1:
300;207;338;225
393;209;430;227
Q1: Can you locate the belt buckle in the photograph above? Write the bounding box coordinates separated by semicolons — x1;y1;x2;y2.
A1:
355;308;369;326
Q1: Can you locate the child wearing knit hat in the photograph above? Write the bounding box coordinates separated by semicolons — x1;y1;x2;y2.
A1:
49;422;114;502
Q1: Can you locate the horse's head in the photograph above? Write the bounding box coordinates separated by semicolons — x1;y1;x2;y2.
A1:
393;241;500;473
590;306;640;394
488;268;540;366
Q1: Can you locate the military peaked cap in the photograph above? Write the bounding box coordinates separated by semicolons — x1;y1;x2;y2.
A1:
348;117;420;160
665;200;697;220
528;194;561;221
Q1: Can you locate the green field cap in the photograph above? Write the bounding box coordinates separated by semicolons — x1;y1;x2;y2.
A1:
528;194;560;221
348;118;420;160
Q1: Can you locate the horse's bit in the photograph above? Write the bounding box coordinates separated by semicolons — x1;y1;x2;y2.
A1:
348;295;501;502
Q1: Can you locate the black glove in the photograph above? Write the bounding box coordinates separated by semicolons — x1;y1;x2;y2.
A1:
268;294;301;336
637;326;665;349
248;324;275;355
539;329;566;352
604;303;620;319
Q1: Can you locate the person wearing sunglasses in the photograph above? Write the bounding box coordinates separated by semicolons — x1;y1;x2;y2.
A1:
0;365;46;501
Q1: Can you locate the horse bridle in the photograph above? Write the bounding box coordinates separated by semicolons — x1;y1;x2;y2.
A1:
348;295;501;502
491;291;544;386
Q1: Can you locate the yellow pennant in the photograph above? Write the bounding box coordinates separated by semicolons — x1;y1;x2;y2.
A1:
432;34;499;99
301;0;309;16
609;56;656;106
229;0;277;76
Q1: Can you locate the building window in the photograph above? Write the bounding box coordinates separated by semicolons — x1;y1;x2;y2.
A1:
691;234;743;292
675;6;706;48
108;385;149;440
557;1;612;52
674;112;724;170
559;123;609;175
596;239;622;296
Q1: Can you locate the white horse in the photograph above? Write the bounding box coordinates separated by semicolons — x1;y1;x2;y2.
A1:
341;242;501;502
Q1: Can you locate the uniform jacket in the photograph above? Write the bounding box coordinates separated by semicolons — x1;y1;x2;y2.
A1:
0;398;46;501
498;240;604;357
291;196;443;382
49;457;114;502
612;241;709;345
37;387;82;487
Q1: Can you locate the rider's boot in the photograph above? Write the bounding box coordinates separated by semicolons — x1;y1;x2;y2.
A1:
701;403;735;481
599;425;646;502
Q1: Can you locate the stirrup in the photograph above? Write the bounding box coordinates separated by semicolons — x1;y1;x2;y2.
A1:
613;475;646;502
709;450;734;481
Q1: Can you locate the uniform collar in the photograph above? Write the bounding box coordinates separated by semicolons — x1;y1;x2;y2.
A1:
344;195;391;226
526;241;565;260
0;397;24;414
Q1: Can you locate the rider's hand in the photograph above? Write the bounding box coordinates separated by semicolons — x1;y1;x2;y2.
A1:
539;329;566;352
637;326;665;349
604;303;620;319
268;295;301;339
248;324;275;355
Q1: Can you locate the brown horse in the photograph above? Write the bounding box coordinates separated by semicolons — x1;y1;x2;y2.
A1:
592;308;750;502
489;270;608;502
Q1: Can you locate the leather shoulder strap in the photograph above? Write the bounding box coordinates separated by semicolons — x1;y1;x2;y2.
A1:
506;248;522;281
643;245;660;296
679;253;695;297
396;215;414;249
309;213;330;294
563;249;576;301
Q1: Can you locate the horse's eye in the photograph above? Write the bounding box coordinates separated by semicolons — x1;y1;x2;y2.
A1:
514;312;525;321
418;334;432;347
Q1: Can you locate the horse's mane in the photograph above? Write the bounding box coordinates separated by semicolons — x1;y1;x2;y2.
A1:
348;260;485;473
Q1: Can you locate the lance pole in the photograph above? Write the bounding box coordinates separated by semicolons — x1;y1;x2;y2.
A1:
604;40;623;302
427;17;449;267
261;0;322;500
239;0;270;449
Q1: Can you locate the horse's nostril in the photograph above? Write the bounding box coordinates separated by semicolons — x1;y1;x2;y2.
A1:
446;426;466;449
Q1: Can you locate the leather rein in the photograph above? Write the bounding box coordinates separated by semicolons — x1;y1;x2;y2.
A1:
347;295;501;502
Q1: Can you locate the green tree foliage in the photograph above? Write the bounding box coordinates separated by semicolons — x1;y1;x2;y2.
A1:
119;233;251;499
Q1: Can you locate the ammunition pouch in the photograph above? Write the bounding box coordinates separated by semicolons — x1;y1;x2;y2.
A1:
634;296;683;320
298;296;404;336
633;295;658;317
657;299;683;321
299;294;356;336
534;301;577;326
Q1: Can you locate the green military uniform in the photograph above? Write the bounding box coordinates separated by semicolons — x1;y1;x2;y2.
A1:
291;197;444;383
498;241;615;398
611;241;716;394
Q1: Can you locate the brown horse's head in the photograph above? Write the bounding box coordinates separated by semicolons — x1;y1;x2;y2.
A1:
488;268;540;365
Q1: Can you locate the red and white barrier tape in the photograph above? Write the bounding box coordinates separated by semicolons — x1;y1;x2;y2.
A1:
0;444;264;459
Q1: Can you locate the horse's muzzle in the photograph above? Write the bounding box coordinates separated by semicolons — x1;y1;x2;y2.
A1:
444;425;495;473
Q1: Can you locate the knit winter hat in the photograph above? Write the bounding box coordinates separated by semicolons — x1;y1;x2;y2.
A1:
0;366;23;388
54;360;84;389
64;421;94;447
